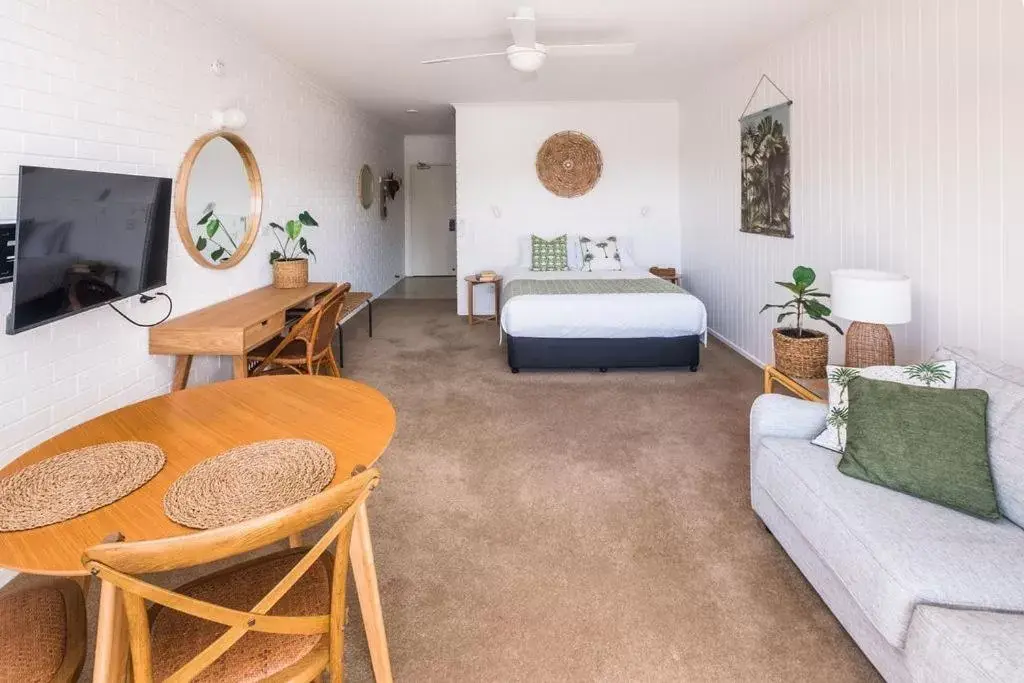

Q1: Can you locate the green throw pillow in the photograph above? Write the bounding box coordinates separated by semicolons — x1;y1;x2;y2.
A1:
840;377;998;519
530;234;569;271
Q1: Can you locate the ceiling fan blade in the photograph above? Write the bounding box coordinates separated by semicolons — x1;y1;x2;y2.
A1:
507;7;537;48
421;52;507;65
545;43;637;57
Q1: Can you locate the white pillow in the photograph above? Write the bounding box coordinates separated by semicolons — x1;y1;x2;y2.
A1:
579;235;623;272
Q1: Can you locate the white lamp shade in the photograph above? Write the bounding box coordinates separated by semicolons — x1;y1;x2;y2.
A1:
830;270;912;325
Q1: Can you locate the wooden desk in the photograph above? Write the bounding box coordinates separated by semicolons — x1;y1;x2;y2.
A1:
150;283;334;391
0;376;397;683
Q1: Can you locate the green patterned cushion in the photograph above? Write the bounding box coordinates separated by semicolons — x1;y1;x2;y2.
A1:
530;234;569;271
841;377;998;519
813;361;957;453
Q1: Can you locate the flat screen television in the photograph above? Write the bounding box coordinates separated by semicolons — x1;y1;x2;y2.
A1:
6;166;172;335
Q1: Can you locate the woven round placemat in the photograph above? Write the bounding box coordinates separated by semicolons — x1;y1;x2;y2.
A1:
536;130;603;198
0;442;165;532
163;439;336;529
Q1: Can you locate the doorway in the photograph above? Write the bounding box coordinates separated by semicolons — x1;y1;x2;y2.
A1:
407;163;456;276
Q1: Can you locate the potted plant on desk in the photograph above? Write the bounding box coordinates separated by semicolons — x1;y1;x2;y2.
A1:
269;211;318;289
760;266;843;379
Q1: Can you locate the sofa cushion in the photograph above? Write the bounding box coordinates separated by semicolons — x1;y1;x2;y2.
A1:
753;436;1024;648
932;347;1024;527
906;606;1024;682
842;378;998;519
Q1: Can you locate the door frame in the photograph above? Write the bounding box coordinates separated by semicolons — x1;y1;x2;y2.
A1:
404;162;456;277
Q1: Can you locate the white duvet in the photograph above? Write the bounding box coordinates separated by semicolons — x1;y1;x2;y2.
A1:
499;268;708;342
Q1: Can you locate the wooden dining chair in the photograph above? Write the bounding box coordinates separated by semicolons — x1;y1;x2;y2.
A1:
82;467;380;683
248;283;351;379
0;574;87;683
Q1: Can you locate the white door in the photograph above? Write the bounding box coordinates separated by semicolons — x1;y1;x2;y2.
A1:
408;164;456;276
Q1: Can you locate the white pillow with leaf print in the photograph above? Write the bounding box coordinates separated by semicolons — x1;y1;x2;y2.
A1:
811;361;957;453
579;235;622;272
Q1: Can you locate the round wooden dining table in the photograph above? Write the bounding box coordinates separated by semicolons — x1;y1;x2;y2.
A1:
0;375;397;683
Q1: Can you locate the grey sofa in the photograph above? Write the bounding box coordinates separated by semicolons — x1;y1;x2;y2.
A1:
750;347;1024;682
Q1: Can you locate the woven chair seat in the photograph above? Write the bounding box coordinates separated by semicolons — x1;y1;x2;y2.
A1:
149;549;333;683
248;337;308;362
0;576;86;683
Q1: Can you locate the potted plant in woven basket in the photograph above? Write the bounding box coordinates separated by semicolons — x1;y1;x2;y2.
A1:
760;266;843;379
269;211;318;289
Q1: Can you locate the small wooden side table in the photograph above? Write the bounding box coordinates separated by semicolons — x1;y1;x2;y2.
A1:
649;267;681;286
465;275;502;325
763;365;828;403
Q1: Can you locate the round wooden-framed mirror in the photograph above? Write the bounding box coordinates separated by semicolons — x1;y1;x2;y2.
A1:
358;164;375;210
174;131;263;269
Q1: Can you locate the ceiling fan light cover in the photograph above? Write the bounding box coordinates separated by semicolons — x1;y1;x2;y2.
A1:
507;47;546;73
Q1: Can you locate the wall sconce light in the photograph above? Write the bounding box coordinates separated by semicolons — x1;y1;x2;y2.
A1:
211;108;247;130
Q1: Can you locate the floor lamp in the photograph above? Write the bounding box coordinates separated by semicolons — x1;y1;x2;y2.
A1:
830;270;912;367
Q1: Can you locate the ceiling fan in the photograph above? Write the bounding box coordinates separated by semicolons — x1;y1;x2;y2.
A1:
421;6;636;74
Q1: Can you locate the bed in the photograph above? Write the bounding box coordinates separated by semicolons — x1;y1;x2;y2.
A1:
500;267;708;373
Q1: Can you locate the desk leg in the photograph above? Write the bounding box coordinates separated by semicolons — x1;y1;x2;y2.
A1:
467;282;474;326
493;283;500;322
93;581;129;683
368;300;373;338
350;501;393;683
232;355;248;380
172;355;193;392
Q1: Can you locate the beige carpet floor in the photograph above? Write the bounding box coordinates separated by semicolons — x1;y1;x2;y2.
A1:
82;298;880;682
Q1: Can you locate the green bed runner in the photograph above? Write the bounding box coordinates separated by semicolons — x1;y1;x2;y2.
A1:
503;278;684;300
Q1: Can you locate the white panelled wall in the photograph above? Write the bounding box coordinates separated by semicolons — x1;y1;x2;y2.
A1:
680;0;1024;367
0;0;404;470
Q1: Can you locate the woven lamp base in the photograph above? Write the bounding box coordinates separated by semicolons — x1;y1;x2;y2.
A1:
844;321;895;368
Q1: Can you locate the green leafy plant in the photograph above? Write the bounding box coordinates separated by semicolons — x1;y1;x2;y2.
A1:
194;203;238;263
760;266;844;338
905;362;952;387
269;211;318;264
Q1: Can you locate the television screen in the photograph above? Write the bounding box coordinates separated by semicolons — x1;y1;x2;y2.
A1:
7;166;172;334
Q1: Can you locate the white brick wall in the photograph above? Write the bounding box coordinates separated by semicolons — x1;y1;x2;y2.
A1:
0;0;406;471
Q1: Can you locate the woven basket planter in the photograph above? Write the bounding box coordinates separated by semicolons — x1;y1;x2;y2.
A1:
272;258;308;289
773;328;829;379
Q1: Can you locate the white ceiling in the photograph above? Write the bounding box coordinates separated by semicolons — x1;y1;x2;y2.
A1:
201;0;848;134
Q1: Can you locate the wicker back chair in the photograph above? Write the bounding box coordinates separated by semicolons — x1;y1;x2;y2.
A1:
0;575;86;683
82;467;380;683
249;283;351;378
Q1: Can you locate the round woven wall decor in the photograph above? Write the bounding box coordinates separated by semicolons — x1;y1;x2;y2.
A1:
0;442;165;532
536;131;603;198
163;439;336;529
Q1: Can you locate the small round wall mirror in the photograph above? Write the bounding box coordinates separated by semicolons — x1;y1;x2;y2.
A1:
175;132;263;269
358;164;375;210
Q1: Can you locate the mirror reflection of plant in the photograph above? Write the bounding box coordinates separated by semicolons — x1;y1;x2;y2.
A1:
194;204;238;262
269;211;318;263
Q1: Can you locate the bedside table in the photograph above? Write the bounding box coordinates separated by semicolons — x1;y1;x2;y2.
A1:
465;275;503;325
763;365;827;403
649;267;681;286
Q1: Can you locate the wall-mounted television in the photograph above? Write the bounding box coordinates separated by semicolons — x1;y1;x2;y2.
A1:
6;166;172;335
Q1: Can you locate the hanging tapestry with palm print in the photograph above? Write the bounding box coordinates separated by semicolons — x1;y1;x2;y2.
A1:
740;102;792;238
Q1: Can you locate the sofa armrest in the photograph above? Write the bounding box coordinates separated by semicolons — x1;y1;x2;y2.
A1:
750;394;828;447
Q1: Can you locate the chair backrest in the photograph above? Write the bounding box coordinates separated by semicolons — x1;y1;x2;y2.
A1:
251;283;350;374
310;282;351;356
82;467;380;683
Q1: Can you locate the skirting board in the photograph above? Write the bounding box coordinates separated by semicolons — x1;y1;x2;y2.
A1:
708;327;767;369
